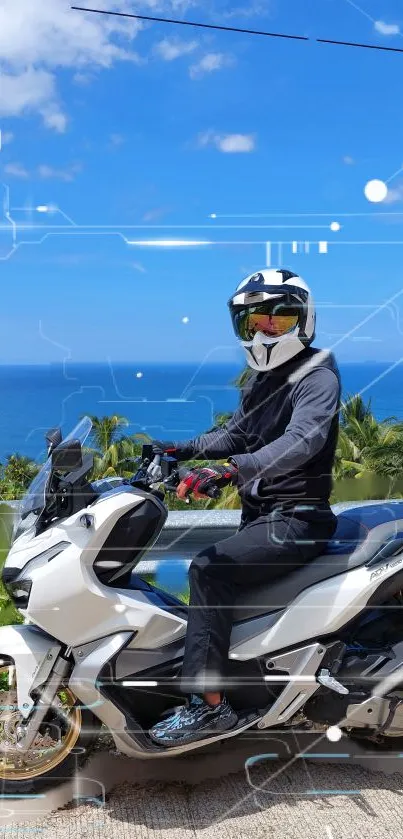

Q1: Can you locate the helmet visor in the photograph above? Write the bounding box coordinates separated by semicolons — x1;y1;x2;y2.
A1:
232;300;300;342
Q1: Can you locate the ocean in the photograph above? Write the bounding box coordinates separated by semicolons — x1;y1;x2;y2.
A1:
0;360;402;462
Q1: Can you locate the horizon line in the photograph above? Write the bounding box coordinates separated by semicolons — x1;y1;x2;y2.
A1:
0;359;400;367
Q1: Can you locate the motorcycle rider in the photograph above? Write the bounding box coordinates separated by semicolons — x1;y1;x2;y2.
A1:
149;268;341;747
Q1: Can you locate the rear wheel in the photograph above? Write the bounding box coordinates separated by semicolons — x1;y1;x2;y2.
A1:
0;664;101;793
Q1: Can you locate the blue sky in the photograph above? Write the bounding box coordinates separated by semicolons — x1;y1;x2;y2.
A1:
1;0;403;364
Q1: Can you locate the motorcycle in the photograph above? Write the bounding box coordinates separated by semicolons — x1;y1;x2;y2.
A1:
2;415;403;793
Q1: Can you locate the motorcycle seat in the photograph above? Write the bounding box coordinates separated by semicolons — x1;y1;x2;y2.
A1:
233;502;403;621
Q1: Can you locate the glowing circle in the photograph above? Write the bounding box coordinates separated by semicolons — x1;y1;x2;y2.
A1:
182;316;190;324
136;371;143;379
364;179;388;203
330;221;341;232
210;213;217;219
326;725;342;742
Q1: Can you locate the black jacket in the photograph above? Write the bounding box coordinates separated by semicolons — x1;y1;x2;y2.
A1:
176;347;341;514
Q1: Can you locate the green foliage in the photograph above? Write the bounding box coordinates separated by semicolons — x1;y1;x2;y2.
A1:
86;414;150;480
0;454;39;501
0;503;22;626
213;412;233;429
333;394;403;498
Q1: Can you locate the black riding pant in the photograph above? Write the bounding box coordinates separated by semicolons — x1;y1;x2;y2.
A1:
181;505;337;694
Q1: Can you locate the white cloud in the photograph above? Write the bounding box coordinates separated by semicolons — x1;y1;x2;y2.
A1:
219;2;269;20
189;52;234;79
0;67;57;118
218;134;255;152
3;161;29;178
3;159;82;180
169;0;198;9
154;38;198;61
0;0;244;131
0;0;142;131
42;110;68;134
198;130;256;153
37;163;82;181
0;1;140;67
374;20;400;36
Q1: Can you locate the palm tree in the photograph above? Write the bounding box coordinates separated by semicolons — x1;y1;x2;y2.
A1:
87;415;150;479
334;395;403;498
341;393;374;426
363;436;403;493
3;454;39;486
340;394;388;451
88;415;129;454
0;455;39;500
87;414;129;478
115;433;150;477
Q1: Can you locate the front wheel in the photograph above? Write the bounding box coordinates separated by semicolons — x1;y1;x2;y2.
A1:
0;664;101;793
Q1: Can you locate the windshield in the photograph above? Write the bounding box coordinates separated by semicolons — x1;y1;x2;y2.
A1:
14;416;93;538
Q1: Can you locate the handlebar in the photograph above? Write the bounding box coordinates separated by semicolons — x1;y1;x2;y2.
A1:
132;447;222;501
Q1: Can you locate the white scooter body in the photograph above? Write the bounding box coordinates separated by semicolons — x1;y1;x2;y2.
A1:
9;491;187;650
8;488;403;655
3;418;403;760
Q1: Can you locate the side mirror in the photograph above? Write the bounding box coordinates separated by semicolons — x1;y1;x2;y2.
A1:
46;427;62;456
141;444;153;462
51;439;83;473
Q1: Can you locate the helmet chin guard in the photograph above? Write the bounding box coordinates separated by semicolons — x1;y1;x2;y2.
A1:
228;268;316;373
245;334;308;372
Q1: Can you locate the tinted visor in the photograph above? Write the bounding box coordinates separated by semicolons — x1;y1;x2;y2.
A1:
232;299;300;342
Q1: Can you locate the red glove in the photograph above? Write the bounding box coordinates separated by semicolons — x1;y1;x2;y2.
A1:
176;463;238;501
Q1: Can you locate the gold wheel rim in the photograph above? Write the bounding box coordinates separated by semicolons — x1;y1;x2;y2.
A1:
0;665;82;781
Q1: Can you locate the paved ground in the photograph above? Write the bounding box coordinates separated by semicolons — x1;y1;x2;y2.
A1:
2;734;403;838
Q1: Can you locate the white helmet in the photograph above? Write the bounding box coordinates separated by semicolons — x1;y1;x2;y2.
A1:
228;268;315;372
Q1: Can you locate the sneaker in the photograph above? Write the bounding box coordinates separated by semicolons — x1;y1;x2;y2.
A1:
149;695;238;748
